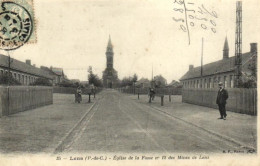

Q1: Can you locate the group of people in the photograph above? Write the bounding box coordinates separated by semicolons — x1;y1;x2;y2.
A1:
75;86;96;103
147;82;229;120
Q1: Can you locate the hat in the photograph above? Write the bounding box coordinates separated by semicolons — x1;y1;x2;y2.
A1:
218;82;223;86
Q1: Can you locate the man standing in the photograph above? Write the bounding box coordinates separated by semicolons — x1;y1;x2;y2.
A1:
216;82;228;120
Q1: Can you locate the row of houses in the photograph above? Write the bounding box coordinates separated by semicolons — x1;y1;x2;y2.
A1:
0;54;68;85
180;40;257;89
135;78;182;89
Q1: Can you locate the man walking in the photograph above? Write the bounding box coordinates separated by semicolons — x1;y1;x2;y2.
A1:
216;82;228;120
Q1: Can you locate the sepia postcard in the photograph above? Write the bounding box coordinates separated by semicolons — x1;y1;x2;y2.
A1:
0;0;259;165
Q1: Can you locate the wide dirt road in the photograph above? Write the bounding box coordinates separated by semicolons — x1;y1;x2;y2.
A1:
57;89;252;153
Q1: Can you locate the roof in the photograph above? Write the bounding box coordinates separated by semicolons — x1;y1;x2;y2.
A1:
167;80;180;86
136;78;150;86
40;66;59;76
180;52;254;81
0;54;53;79
51;67;64;76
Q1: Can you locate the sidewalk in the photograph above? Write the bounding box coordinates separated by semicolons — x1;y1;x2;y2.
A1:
0;93;98;154
129;94;257;150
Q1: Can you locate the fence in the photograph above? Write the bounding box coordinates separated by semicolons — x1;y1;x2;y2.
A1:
53;86;103;94
0;86;53;117
118;87;182;95
182;88;257;115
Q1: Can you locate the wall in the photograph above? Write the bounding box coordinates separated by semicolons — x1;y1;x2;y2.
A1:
182;88;257;115
181;71;235;89
53;86;103;94
0;86;53;117
119;87;182;95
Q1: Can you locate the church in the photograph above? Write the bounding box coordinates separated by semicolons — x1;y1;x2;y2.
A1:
102;36;119;88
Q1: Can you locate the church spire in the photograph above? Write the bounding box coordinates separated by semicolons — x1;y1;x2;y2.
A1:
223;37;229;59
107;35;113;52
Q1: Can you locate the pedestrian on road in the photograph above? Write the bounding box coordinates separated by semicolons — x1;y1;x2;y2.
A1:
148;88;155;103
75;86;82;103
216;82;228;120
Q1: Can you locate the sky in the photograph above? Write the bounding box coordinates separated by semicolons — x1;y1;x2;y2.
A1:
2;0;260;83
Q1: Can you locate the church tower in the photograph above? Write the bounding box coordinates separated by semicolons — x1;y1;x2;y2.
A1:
102;35;118;88
223;37;229;59
106;35;114;68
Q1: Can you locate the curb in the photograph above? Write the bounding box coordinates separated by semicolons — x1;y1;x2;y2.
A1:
53;99;99;154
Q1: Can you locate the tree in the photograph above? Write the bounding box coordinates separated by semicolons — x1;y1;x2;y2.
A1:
154;75;167;88
120;77;132;87
88;66;103;87
132;73;138;83
238;54;257;88
119;74;139;88
0;74;21;85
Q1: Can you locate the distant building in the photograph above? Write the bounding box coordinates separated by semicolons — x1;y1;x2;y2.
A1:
0;54;53;85
40;66;68;85
180;39;257;89
102;35;119;88
136;78;150;88
70;79;80;83
166;80;182;88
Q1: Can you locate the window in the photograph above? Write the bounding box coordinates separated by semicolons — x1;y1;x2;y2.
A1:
209;78;212;88
22;75;24;84
230;75;233;88
224;76;227;88
197;80;199;88
204;79;207;88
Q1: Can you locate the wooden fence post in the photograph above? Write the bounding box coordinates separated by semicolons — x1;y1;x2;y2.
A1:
161;95;164;106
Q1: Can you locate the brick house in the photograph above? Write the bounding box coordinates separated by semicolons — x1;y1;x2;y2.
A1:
180;39;257;89
0;54;53;85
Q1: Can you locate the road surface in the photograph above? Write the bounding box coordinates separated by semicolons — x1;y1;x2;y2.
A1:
54;89;253;153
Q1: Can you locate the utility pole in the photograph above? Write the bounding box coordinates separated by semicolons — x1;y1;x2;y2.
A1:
7;51;11;86
200;38;204;88
235;1;242;88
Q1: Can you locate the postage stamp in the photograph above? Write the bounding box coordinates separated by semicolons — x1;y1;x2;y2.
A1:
0;0;36;50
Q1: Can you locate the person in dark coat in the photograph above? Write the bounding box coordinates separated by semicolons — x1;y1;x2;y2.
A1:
216;82;228;120
148;88;155;103
75;86;82;103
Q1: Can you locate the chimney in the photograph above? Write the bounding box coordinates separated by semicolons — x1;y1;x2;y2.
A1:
25;59;31;65
33;64;36;67
250;43;257;53
189;65;194;71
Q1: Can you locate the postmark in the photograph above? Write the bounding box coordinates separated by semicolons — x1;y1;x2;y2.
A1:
0;0;35;50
